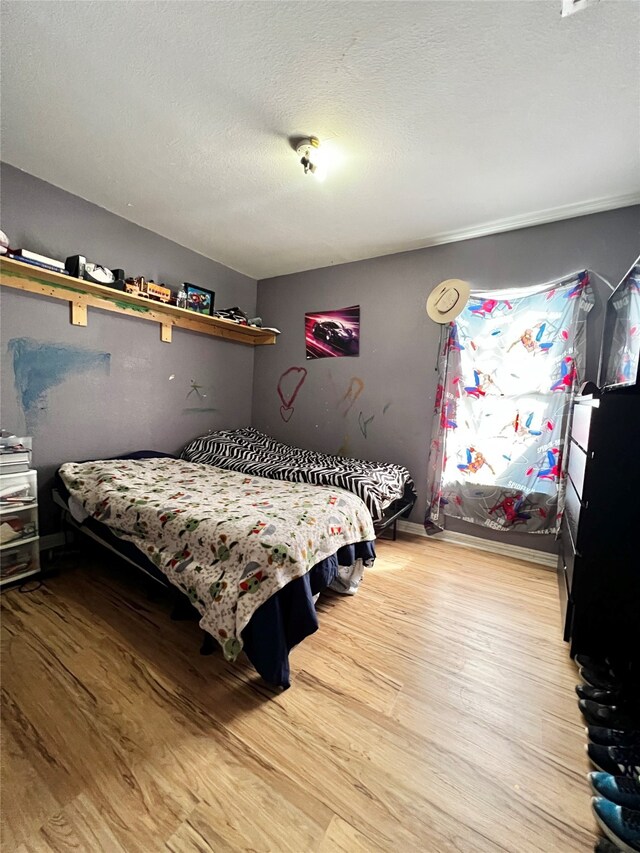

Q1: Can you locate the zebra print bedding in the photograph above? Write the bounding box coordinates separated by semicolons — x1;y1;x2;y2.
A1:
181;428;417;523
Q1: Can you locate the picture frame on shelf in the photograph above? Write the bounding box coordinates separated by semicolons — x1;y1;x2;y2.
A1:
184;283;214;315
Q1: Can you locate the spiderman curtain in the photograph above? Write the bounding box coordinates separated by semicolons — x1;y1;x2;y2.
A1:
426;271;593;535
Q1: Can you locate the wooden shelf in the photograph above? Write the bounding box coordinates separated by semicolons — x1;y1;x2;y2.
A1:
0;256;277;346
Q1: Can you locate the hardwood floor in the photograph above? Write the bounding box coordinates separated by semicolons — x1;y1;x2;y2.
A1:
2;534;597;852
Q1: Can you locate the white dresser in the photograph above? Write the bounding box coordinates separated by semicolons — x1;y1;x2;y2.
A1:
0;438;40;588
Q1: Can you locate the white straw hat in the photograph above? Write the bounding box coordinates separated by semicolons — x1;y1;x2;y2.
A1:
426;279;471;323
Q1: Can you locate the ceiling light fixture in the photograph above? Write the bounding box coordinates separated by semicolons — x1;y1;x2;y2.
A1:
293;136;326;181
561;0;599;15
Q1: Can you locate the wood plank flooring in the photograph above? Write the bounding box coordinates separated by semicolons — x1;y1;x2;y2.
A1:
1;534;597;852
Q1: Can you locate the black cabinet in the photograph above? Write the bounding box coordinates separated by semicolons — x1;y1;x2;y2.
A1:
558;387;640;664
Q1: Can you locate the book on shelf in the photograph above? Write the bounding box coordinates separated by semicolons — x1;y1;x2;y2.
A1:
14;249;66;270
6;252;69;275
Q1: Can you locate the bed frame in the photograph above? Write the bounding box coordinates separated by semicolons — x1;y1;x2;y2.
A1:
52;489;217;651
373;496;415;541
51;486;375;687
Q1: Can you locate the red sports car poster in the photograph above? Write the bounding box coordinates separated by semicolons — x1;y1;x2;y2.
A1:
305;305;360;359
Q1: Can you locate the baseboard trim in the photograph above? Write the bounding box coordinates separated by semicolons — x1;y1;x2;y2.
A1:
39;532;66;551
396;520;558;568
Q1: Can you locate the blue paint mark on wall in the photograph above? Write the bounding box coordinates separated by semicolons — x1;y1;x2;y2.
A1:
8;338;111;433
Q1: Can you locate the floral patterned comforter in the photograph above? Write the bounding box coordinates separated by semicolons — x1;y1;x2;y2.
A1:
58;458;375;660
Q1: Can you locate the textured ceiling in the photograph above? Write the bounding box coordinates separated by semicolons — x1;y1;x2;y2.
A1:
1;1;639;279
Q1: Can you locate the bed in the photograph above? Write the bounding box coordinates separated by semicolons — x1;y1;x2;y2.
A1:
182;428;417;532
55;452;375;688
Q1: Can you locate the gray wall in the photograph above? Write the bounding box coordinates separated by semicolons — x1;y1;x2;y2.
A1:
3;161;638;551
252;207;640;553
1;163;257;533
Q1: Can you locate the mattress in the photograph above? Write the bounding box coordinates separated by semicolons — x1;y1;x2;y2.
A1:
182;428;417;522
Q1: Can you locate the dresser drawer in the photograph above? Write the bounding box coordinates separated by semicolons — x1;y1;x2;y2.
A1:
556;558;572;642
565;477;582;549
560;517;576;591
567;439;588;499
571;402;593;451
0;537;40;585
0;469;37;505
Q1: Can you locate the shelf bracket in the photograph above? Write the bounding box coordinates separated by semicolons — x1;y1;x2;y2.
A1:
161;322;173;343
70;299;88;327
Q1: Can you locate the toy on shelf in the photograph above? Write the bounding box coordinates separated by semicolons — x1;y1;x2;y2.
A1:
124;276;172;303
65;255;124;288
215;306;263;328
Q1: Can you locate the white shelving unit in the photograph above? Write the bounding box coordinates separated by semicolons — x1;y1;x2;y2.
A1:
0;446;41;589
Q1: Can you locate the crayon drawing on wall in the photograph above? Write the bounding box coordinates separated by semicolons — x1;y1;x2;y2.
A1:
305;305;360;360
182;378;217;414
8;337;111;433
277;366;307;422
